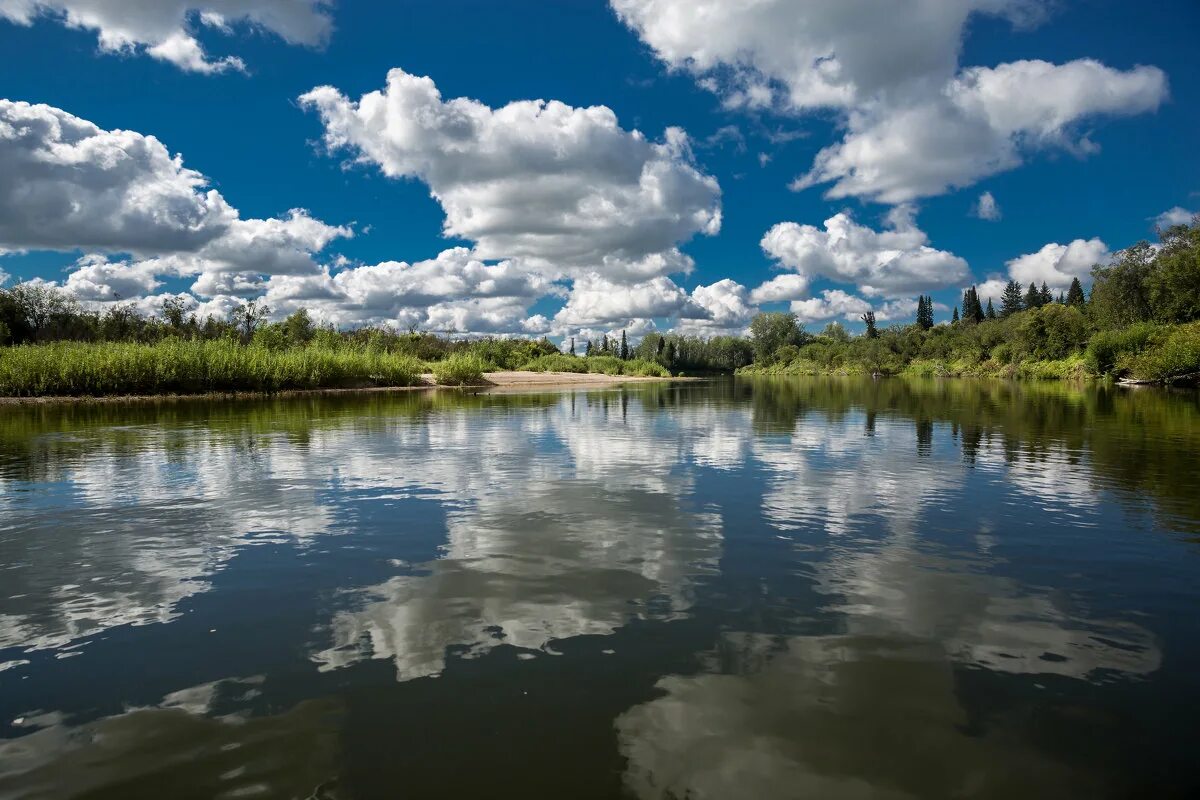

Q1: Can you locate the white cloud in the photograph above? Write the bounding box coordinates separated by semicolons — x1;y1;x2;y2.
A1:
0;99;234;253
0;1;333;73
1154;207;1195;229
790;289;872;324
1005;238;1110;290
613;1;1167;202
749;273;810;304
796;60;1166;203
553;274;697;329
676;278;756;334
973;191;1001;221
761;209;968;298
264;247;556;333
299;68;721;282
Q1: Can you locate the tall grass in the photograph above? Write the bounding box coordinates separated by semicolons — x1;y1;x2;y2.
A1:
429;352;490;386
0;340;424;397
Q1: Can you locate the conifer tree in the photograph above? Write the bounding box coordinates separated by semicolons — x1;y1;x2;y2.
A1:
986;298;996;319
1039;282;1053;306
569;337;575;356
601;334;609;353
1066;276;1086;307
916;295;934;330
1001;280;1024;316
952;306;960;323
1024;281;1042;310
620;329;629;360
585;339;593;356
860;311;878;338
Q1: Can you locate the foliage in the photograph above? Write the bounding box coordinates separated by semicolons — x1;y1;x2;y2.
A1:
430;352;491;386
0;340;424;397
520;354;589;373
749;311;804;360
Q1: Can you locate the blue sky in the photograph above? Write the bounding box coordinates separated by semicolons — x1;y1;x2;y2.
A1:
1;0;1196;338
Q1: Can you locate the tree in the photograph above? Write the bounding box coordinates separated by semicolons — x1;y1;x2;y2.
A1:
821;321;850;342
1090;242;1155;328
1001;280;1024;317
601;334;609;354
952;306;959;323
569;337;575;356
1066;277;1086;307
962;286;984;323
749;311;802;361
985;298;996;319
1146;220;1200;323
860;311;878;338
1024;282;1042;310
282;308;315;345
620;329;629;360
916;295;934;330
231;299;270;342
585;339;594;356
1039;282;1053;307
161;296;188;330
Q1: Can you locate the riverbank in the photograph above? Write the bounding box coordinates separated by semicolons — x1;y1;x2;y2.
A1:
0;370;686;405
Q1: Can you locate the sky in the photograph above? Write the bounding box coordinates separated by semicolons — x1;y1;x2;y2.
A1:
1;0;1197;340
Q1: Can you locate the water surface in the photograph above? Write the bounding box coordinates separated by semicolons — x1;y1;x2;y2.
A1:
1;378;1198;799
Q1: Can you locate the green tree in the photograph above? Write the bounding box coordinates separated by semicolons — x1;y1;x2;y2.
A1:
1024;282;1042;310
951;306;959;323
1066;277;1086;307
1001;280;1024;317
1039;282;1053;307
569;337;575;356
1090;241;1155;328
282;308;315;345
1146;221;1200;323
821;321;850;342
985;298;996;319
916;295;934;330
749;311;802;361
231;299;270;343
860;311;878;338
620;329;629;360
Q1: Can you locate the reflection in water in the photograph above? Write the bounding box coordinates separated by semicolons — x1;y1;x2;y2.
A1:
0;379;1197;797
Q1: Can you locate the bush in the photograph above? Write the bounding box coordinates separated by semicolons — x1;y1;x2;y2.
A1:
622;358;671;377
430;352;490;386
1085;322;1163;375
1123;322;1200;382
584;355;625;375
519;353;588;373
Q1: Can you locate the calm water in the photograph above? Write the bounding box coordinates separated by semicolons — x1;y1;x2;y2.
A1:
1;378;1198;799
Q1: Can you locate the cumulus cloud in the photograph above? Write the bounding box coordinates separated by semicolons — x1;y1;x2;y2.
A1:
263;247;556;332
973;191;1001;221
612;1;1167;202
1004;238;1110;290
796;60;1167;203
789;289;871;324
748;273;809;305
760;208;969;298
1154;207;1195;229
677;278;756;334
0;1;334;73
553;274;697;329
0;99;234;253
299;68;721;282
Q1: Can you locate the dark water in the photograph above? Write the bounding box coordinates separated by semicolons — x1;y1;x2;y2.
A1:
1;378;1198;799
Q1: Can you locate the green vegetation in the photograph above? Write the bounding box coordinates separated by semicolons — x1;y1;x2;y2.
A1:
2;218;1197;395
0;339;424;397
741;217;1200;385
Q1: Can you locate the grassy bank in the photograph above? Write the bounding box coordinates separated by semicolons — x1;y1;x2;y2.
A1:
0;340;426;397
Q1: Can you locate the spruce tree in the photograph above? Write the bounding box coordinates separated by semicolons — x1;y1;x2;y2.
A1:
601;334;609;353
951;306;959;323
1001;280;1024;316
620;329;629;360
860;311;878;338
1066;277;1086;307
584;339;593;356
1039;282;1053;306
916;295;934;330
969;286;985;322
986;298;996;319
1024;282;1042;310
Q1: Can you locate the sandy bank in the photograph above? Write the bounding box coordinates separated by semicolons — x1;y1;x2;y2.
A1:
0;370;685;405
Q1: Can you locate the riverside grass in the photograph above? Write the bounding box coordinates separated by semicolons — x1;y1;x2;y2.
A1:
0;340;424;397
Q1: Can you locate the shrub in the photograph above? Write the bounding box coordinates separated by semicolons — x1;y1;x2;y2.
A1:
1123;322;1200;382
622;358;671;377
430;352;490;386
520;353;588;373
584;355;625;375
1085;322;1163;375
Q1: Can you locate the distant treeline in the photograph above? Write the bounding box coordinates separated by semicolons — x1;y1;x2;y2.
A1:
1;217;1197;393
740;218;1200;385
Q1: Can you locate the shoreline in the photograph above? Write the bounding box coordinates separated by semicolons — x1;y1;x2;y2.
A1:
0;371;692;405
